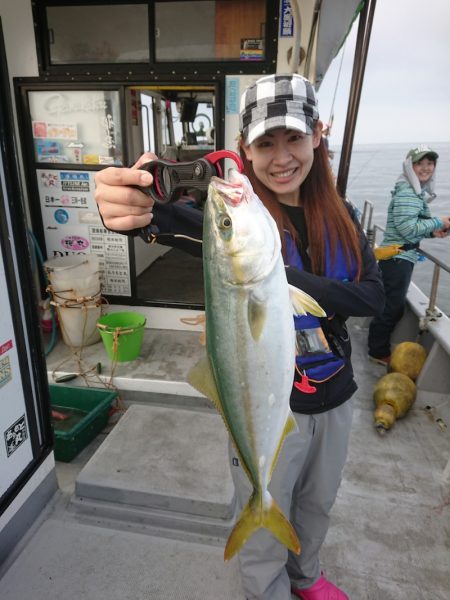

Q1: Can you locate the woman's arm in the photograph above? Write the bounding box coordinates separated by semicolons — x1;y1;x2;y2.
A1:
286;228;385;318
95;153;204;256
391;190;443;240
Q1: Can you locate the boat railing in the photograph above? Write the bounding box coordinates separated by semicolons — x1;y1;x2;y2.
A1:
359;200;450;319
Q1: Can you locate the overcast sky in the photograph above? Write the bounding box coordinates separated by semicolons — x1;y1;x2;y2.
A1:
317;0;450;146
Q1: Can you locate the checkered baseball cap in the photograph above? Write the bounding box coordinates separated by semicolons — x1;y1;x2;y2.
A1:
239;74;319;145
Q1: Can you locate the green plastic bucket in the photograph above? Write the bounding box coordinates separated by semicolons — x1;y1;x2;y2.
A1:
96;312;146;362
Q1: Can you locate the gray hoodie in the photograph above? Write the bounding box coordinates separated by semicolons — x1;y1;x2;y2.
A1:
396;155;437;200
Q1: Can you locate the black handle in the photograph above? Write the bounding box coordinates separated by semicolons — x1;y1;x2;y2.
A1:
138;158;218;204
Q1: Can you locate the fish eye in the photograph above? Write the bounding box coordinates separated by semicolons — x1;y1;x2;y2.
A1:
219;215;232;229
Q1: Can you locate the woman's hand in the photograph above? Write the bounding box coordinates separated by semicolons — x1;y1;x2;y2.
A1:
433;229;450;238
433;216;450;238
94;152;157;231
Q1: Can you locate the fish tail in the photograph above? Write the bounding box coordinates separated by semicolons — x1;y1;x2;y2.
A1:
224;489;301;561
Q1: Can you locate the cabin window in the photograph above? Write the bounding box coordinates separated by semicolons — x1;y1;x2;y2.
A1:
27;89;124;166
33;1;277;75
155;0;266;62
46;5;149;64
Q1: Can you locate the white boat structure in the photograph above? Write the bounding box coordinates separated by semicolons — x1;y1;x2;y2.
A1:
0;2;448;599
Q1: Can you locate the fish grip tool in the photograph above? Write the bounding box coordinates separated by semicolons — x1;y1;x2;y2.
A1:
136;149;243;243
139;149;244;205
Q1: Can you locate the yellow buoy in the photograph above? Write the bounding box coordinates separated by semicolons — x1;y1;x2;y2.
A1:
373;372;416;433
389;341;427;381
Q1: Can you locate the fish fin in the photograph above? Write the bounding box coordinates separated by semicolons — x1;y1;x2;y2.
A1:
187;355;223;412
224;489;300;561
269;412;297;480
188;356;254;483
288;285;326;317
248;296;266;341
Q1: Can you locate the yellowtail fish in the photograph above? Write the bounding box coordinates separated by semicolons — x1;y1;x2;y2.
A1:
188;171;325;561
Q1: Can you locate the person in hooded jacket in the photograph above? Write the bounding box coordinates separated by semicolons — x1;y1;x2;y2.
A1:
368;146;450;365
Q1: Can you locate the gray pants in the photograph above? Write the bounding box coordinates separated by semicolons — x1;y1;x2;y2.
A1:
229;400;353;600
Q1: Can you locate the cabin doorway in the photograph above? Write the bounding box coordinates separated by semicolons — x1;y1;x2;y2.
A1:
126;85;218;308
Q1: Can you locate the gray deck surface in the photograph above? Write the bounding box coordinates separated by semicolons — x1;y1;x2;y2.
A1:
75;404;236;525
1;319;449;600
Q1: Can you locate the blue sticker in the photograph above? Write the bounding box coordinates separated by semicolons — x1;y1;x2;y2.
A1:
54;208;69;224
280;0;294;37
60;172;89;181
226;78;240;115
60;171;90;192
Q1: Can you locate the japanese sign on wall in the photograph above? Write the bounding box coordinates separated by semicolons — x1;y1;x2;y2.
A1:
4;415;28;458
0;243;33;493
226;78;240;115
37;169;131;296
280;0;294;37
240;39;264;61
0;339;13;389
29;90;123;166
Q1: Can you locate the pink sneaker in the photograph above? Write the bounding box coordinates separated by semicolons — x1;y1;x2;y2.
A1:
292;574;349;600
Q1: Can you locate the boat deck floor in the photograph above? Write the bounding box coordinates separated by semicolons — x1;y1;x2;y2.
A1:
1;318;449;600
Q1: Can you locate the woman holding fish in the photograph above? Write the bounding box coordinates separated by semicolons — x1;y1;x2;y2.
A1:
95;74;384;600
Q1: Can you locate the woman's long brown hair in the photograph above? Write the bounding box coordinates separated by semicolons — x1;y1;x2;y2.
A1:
239;133;362;280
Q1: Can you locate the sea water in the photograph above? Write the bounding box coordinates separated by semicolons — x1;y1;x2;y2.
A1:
331;142;450;316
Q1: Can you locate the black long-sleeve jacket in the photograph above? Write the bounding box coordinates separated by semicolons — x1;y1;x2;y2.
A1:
135;200;385;414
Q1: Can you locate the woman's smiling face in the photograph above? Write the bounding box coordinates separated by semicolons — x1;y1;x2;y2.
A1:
242;124;322;206
412;157;436;184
